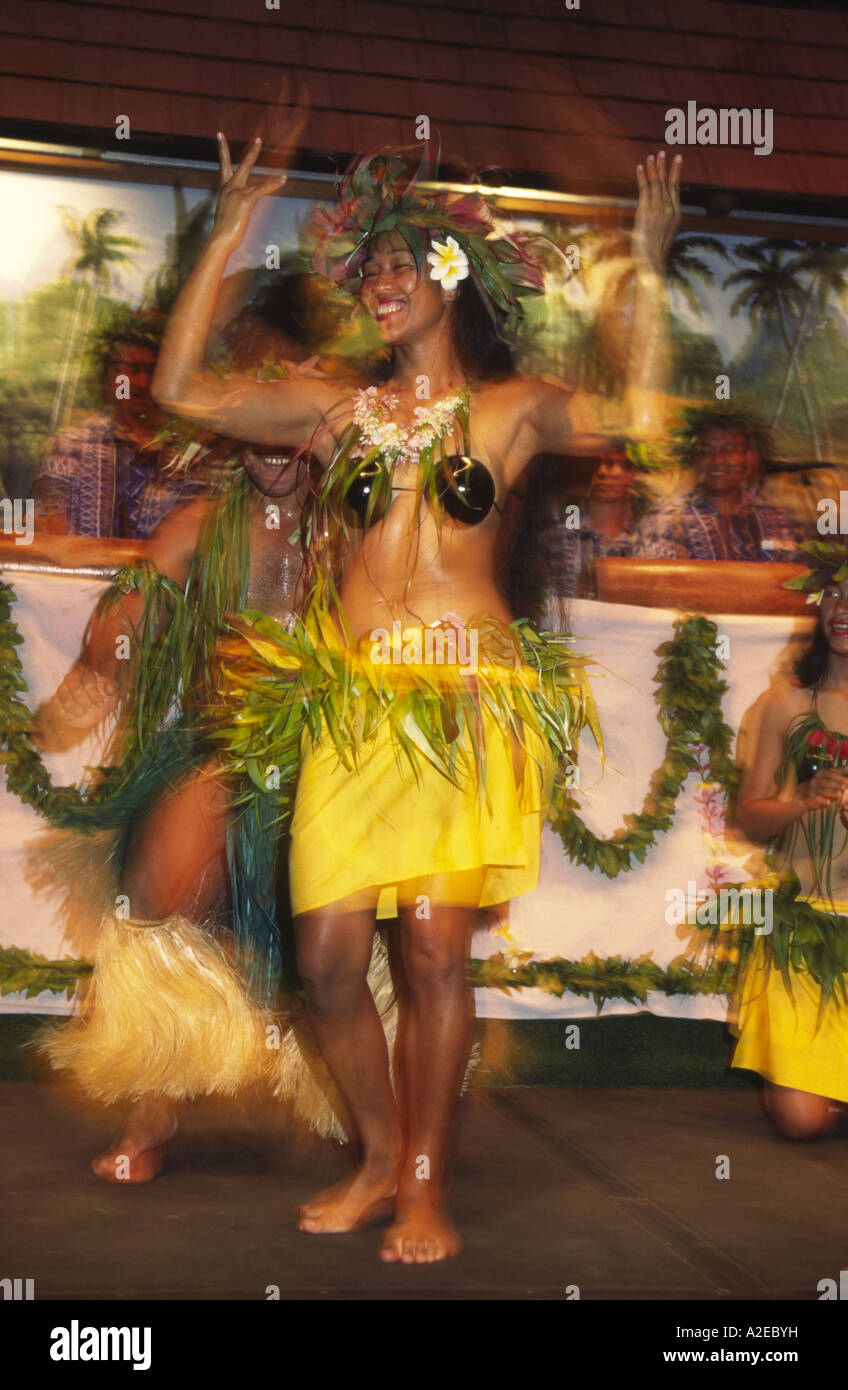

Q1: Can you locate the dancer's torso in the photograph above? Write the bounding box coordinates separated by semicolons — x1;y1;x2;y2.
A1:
311;377;537;639
775;685;848;902
245;488;306;626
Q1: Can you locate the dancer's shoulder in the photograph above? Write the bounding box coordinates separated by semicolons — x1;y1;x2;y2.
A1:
760;680;814;734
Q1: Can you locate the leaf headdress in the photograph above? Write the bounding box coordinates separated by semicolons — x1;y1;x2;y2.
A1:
303;140;547;338
783;539;848;604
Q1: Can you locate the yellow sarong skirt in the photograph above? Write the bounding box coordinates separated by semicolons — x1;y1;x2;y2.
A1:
289;676;555;920
730;908;848;1102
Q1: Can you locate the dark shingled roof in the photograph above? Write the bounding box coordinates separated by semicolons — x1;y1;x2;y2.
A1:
1;0;846;213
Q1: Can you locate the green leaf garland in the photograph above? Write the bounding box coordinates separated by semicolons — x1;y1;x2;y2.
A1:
0;941;735;1005
2;576;841;1008
550;615;740;875
0;946;92;999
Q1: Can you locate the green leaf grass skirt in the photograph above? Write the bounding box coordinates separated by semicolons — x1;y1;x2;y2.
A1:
730;922;848;1103
213;606;599;917
722;875;848;1101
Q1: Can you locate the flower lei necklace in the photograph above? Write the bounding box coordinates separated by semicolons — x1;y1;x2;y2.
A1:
302;381;474;611
351;383;470;467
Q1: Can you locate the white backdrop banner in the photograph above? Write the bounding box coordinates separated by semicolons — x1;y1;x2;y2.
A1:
0;576;811;1018
471;597;811;1021
1;571;116;1012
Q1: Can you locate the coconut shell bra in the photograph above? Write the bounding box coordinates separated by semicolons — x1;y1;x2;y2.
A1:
337;385;498;529
346;452;496;527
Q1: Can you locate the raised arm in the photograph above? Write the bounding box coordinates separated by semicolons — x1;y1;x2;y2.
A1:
152;123;339;448
527;151;682;457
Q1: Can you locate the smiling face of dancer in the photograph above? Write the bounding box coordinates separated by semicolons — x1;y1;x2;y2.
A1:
357;228;463;391
819;580;848;664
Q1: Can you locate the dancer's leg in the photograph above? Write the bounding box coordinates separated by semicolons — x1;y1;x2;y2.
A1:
763;1083;839;1141
121;759;230;922
92;760;230;1182
380;871;482;1264
294;902;403;1232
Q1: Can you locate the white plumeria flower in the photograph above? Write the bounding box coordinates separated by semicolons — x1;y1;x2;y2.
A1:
427;235;470;292
805;590;824;606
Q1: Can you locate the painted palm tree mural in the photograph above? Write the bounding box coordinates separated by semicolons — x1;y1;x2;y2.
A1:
667;235;732;316
724;240;824;461
664;235;731;397
515;223;848;461
51;208;142;428
774;242;848;460
0;176;230;496
589;230;730;312
545;228;729;399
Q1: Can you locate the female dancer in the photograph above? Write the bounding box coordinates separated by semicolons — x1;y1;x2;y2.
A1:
151;121;681;1262
733;546;848;1139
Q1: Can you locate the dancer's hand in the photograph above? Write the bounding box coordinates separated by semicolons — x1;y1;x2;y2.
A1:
631;151;682;273
210;135;288;253
248;75;309;171
797;769;848;812
211;82;308;253
30;663;119;752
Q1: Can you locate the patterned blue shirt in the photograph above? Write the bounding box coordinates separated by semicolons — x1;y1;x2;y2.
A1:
32;414;206;539
630;490;799;562
536;516;635;600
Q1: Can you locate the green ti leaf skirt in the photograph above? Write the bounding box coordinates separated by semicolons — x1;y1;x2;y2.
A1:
211;605;599;918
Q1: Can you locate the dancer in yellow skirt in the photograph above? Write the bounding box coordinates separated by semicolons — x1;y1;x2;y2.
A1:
287;620;554;919
732;543;848;1137
149;99;681;1261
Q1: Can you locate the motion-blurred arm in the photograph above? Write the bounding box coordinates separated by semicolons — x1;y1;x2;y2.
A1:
527;152;682;458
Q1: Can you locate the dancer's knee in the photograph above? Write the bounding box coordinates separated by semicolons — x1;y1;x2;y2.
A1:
120;857;180;922
295;919;371;1016
766;1086;835;1141
297;955;368;1016
772;1113;833;1142
402;921;469;988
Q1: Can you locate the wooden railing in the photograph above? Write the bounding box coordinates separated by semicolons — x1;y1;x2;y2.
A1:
0;540;814;619
595;558;812;617
0;535;150;578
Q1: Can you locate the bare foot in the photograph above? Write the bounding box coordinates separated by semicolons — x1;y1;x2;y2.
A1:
379;1189;462;1264
91;1099;178;1184
298;1163;398;1234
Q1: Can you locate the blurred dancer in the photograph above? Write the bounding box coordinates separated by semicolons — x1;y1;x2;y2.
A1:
36;282;342;1177
732;544;848;1138
146;110;681;1263
36;445;310;1178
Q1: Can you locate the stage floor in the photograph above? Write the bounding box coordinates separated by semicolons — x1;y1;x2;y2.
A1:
1;1081;844;1301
